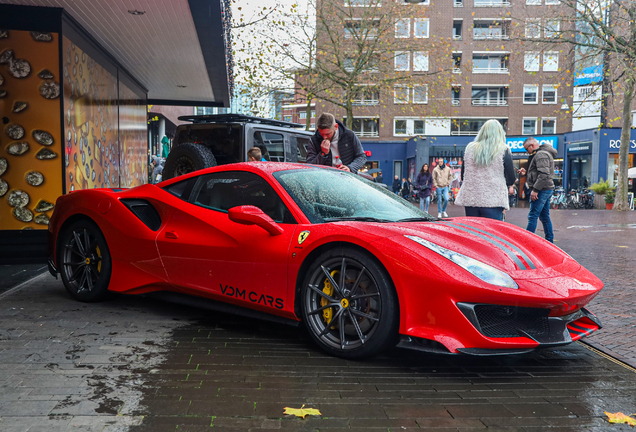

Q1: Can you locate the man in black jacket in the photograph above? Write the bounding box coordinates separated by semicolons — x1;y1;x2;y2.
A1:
307;113;367;173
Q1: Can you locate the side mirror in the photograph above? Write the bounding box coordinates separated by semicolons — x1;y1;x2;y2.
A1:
228;205;284;236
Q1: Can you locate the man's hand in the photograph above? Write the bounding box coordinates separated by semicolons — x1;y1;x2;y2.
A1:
517;168;526;176
508;186;515;195
321;140;331;154
338;165;351;172
530;190;538;201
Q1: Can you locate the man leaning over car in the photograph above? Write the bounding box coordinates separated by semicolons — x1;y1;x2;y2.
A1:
307;113;367;173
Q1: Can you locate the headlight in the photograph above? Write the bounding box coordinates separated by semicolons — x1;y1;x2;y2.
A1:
405;235;518;289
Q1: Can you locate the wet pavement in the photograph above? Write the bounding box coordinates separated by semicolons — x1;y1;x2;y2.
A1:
0;206;635;431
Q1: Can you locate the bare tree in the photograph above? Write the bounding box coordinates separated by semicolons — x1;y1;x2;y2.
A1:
513;0;635;211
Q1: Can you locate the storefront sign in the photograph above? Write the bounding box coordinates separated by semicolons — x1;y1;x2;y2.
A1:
506;136;558;153
609;140;636;150
573;65;603;87
568;144;591;153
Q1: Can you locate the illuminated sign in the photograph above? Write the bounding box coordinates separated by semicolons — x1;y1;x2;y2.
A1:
506;136;558;153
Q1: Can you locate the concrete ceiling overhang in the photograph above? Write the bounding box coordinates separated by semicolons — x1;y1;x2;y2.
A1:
0;0;231;106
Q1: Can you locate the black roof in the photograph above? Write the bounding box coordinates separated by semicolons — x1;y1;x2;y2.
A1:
177;114;307;129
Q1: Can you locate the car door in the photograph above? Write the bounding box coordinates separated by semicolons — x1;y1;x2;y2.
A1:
156;170;297;314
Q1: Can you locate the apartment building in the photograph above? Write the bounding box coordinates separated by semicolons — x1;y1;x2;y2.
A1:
314;0;573;139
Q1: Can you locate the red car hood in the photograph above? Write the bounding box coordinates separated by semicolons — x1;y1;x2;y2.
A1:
371;217;578;277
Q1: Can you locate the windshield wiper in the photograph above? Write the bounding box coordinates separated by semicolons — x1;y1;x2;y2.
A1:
396;217;437;222
324;216;391;223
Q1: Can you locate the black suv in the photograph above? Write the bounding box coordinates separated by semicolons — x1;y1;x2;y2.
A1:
163;114;315;180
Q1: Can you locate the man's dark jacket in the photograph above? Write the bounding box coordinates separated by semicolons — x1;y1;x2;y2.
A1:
307;120;367;172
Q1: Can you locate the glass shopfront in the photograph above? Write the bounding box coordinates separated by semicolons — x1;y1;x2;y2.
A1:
567;142;592;190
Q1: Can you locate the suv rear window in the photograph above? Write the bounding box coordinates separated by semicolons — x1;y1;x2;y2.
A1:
254;131;285;162
176;124;242;165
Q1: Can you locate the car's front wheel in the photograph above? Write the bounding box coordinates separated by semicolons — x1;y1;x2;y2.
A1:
301;248;399;359
163;143;217;180
58;220;112;302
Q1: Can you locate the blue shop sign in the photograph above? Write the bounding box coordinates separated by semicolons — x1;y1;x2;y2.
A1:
507;135;558;153
573;65;603;87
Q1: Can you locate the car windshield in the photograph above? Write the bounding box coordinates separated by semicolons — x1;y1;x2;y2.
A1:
273;168;435;223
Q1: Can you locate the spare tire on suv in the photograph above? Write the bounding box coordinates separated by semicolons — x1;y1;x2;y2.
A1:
163;143;217;180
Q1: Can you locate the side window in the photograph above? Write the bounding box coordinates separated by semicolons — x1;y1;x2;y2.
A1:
191;171;296;224
162;177;196;201
254;131;285;162
295;136;310;163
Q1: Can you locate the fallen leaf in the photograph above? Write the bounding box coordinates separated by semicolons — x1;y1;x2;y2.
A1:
284;404;321;419
605;411;636;426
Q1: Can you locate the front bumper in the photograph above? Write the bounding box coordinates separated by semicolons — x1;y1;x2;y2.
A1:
397;305;602;356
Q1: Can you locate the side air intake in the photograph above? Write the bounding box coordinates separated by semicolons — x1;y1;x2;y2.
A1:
120;199;162;231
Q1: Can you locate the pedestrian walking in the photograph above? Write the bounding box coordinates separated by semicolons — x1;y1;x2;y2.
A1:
151;156;164;184
433;158;453;218
376;171;383;185
518;137;557;243
392;175;401;194
415;163;433;212
454;119;516;220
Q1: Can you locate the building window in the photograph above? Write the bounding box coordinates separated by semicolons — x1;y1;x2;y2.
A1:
545;0;559;4
353;86;380;105
471;87;507;106
542;118;556;134
398;0;429;3
545;20;560;38
526;0;541;4
452;118;507;136
394;86;410;104
394;52;410;71
452;87;461;106
474;0;511;6
543;52;559;71
413;85;428;104
344;118;379;137
472;53;509;73
394;118;426;136
453;53;462;73
395;19;410;38
299;111;307;119
413;52;429;71
414;18;430;38
523;118;537;135
311;110;316;118
542;84;557;104
523;84;539;104
453;20;463;40
473;20;509;39
525;18;541;38
524;52;540;72
284;115;293;122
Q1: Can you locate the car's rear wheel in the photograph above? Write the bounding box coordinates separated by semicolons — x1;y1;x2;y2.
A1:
163;143;217;180
58;220;112;302
301;248;398;359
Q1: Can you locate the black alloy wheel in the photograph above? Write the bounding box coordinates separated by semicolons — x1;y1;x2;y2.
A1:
58;220;112;302
301;248;398;359
163;143;217;180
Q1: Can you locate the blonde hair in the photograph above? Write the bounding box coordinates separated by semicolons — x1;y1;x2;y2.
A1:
472;119;508;166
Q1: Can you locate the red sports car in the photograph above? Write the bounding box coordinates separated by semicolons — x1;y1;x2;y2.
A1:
48;163;603;359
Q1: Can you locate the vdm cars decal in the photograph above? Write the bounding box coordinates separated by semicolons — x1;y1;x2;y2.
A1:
220;284;284;309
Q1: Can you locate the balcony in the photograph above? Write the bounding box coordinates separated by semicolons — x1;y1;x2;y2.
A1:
471;99;508;106
453;67;462;74
454;0;463;6
472;66;509;74
474;0;511;6
355;131;380;137
452;99;461;106
352;98;380;106
451;131;478;136
472;32;509;40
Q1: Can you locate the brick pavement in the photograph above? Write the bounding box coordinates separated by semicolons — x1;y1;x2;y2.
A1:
0;207;635;431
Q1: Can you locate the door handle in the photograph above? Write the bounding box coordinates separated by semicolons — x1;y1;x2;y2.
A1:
165;231;178;239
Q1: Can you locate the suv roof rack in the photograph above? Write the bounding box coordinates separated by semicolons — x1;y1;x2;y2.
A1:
177;114;307;129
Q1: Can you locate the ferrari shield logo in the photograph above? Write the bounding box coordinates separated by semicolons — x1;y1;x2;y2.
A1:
298;230;310;245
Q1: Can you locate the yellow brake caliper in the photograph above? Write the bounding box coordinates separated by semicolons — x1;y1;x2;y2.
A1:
95;246;102;273
321;270;340;326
